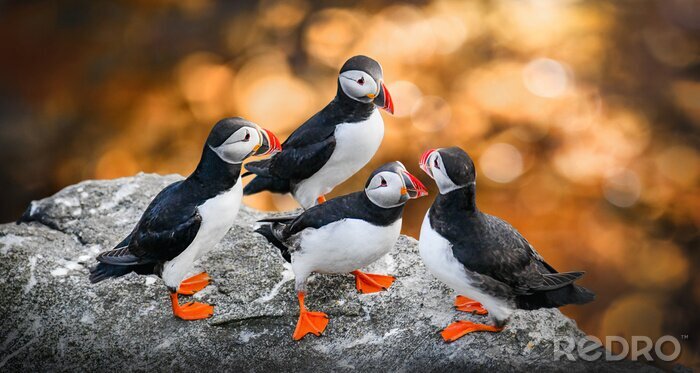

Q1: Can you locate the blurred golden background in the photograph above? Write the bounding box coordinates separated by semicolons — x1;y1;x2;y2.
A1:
0;0;698;368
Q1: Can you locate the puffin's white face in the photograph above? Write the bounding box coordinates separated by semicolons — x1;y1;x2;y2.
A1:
209;126;262;164
339;70;379;103
365;170;406;208
420;150;464;194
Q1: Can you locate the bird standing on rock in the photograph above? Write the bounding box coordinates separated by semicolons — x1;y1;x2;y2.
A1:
255;162;427;340
89;117;281;320
417;147;594;342
243;55;394;209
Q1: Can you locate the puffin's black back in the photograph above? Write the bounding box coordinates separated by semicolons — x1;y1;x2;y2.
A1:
255;191;404;263
285;191;404;235
255;191;405;264
255;160;407;263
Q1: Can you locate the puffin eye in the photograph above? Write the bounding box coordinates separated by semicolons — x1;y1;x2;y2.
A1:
434;158;440;169
243;132;251;142
380;177;387;187
357;77;365;85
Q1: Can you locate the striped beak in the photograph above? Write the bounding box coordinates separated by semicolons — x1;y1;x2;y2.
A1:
255;128;282;156
401;170;428;199
419;149;437;178
373;82;394;114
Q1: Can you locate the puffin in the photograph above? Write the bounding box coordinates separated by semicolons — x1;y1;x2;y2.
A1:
417;147;594;342
243;55;394;209
254;162;427;340
89;117;281;320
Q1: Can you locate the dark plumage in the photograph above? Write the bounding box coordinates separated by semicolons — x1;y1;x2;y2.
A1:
244;55;393;209
89;179;213;284
254;161;427;341
89;122;245;285
88;117;281;321
419;147;594;340
256;190;406;262
428;185;595;310
242;103;347;195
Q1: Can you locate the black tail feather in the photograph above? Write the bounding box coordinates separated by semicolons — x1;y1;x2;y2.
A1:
96;246;143;265
244;159;272;176
254;224;292;263
89;262;134;283
517;284;595;310
538;271;585;291
89;262;156;283
243;158;291;195
243;175;291;195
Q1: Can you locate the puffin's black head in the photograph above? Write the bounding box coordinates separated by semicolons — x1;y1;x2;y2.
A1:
419;147;476;194
206;117;282;164
364;161;428;208
338;55;394;114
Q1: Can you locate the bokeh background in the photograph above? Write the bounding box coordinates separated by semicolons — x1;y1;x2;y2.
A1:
0;0;698;368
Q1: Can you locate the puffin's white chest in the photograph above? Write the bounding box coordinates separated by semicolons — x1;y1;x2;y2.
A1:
161;178;242;288
294;109;384;208
418;212;471;293
196;178;243;251
292;218;401;275
418;211;514;321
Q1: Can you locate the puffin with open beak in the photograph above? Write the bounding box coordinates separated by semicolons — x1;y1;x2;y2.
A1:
417;147;594;342
255;162;427;340
89;117;281;320
243;55;394;209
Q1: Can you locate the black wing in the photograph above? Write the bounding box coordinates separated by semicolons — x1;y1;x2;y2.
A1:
268;134;336;180
244;102;341;181
282;191;403;237
451;213;579;295
281;109;336;149
123;181;203;262
281;193;361;237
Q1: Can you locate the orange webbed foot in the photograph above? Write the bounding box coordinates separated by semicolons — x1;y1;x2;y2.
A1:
352;271;395;294
293;310;329;341
177;272;211;295
440;320;502;342
170;293;214;320
293;292;328;341
454;295;488;315
316;195;327;204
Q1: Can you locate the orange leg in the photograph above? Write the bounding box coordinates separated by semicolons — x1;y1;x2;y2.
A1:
169;292;214;320
454;295;488;315
351;270;396;294
441;320;503;342
316;195;327;204
293;292;329;341
177;272;211;295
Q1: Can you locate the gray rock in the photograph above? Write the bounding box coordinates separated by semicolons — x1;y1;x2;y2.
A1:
0;173;660;372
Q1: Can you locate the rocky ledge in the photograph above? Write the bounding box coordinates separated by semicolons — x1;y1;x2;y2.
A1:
0;173;660;372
